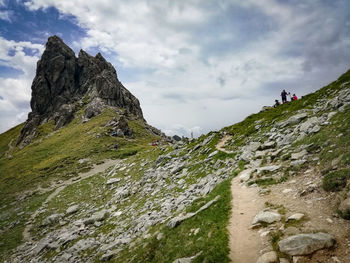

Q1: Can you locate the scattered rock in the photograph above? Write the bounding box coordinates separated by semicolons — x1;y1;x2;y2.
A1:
299;117;320;134
238;169;252;182
256;165;281;174
252;210;281;225
66;205;79;215
208;150;218;158
84;210;109;225
278;232;335;256
287;213;305;221
42;213;63;226
106;178;121;185
290;160;306;167
260;141;276;150
256;251;278;263
168;196;220;228
172;251;202;263
291;150;307;160
338;197;350;219
277;113;308;128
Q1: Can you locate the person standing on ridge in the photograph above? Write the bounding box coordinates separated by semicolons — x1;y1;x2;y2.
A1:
281;89;288;103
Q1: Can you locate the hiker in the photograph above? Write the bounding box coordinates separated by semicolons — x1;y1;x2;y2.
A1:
112;131;118;137
114;144;118;150
287;92;292;101
291;94;298;101
274;99;280;108
281;89;288;103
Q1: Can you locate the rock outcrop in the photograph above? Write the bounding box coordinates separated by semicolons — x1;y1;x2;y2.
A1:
17;35;143;147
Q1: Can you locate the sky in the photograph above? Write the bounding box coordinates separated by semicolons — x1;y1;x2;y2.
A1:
0;0;350;137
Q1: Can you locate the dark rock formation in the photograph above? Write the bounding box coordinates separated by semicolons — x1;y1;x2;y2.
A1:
17;36;143;147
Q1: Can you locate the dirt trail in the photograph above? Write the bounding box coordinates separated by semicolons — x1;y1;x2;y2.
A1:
228;176;265;263
215;136;264;262
216;135;234;153
216;132;350;262
22;159;119;241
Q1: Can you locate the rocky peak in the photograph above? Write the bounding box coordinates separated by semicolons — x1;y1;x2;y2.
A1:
17;35;143;147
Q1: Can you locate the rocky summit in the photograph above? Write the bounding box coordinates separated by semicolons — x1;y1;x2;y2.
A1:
1;36;350;263
16;36;143;147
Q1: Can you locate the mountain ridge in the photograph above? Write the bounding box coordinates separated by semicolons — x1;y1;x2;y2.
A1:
17;36;144;148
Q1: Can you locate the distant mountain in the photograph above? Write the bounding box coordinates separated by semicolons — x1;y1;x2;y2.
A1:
17;36;144;147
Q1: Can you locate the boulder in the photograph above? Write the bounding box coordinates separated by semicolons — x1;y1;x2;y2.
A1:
256;251;278;263
208;150;218;158
338;197;350;219
66;205;79;215
287;213;305;221
42;213;63;226
249;141;262;152
106;178;121;185
168;196;220;228
278;232;335;256
290;160;306;167
291;150;308;160
238;169;252;182
172;252;202;263
256;165;281;174
84;210;109;225
260;141;276;150
277;113;308;128
299;117;320;133
252;210;281;225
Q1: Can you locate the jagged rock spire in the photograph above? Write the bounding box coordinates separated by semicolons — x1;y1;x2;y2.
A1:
17;35;143;147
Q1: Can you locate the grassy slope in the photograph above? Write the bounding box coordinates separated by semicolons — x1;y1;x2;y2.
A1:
0;108;159;260
116;180;232;263
0;70;349;262
224;69;350;148
0;109;158;204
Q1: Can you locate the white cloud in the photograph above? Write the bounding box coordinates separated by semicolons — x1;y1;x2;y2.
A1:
0;37;44;77
0;37;43;133
0;10;12;21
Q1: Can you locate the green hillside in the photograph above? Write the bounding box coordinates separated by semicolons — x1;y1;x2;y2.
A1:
1;70;350;262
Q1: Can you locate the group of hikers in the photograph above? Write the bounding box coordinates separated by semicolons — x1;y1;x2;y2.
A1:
274;90;298;107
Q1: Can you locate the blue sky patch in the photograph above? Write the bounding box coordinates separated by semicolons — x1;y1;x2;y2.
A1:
0;65;23;77
0;1;86;46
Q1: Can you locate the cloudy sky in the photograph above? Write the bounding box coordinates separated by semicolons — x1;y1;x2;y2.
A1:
1;0;349;136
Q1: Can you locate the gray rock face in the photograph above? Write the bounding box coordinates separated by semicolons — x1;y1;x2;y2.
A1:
278;232;335;256
17;35;143;147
